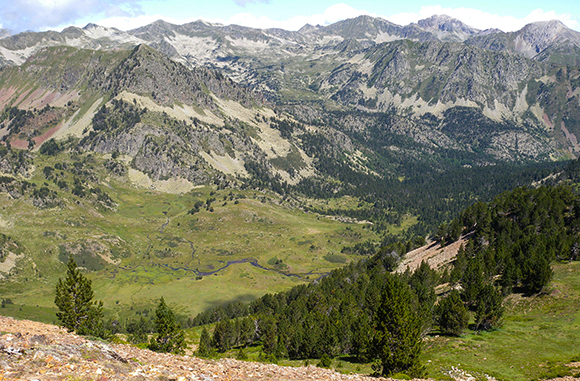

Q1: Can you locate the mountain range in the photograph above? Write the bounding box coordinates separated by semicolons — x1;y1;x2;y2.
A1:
1;13;580;315
1;14;580;380
2;15;579;163
0;14;579;219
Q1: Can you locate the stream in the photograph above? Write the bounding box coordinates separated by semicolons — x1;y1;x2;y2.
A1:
107;208;329;282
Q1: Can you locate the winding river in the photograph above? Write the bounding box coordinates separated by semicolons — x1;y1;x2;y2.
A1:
107;208;329;282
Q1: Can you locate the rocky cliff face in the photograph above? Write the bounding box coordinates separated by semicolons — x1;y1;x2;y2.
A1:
416;15;480;42
0;15;579;188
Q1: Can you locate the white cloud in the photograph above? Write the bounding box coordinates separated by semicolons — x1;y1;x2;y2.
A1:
0;0;142;32
386;5;579;32
233;0;270;7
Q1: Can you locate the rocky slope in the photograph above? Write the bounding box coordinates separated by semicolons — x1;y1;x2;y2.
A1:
467;20;580;64
1;15;579;166
0;43;323;187
0;315;403;381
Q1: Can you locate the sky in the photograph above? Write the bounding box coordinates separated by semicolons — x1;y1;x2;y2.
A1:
0;0;579;35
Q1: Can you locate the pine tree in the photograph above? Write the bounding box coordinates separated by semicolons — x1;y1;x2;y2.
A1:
474;284;504;331
436;290;469;336
196;327;213;357
351;314;372;362
258;314;278;355
371;274;424;377
522;252;553;294
239;316;255;347
149;297;187;354
127;316;149;344
213;319;234;352
54;256;104;337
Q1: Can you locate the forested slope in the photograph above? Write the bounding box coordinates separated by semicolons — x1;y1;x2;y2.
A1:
188;162;580;377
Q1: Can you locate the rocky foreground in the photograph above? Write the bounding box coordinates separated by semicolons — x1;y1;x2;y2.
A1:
0;315;409;381
2;315;579;381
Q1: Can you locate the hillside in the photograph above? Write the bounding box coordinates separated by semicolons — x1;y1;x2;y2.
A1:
0;315;402;381
1;28;573;325
182;180;580;379
0;15;580;379
0;143;381;319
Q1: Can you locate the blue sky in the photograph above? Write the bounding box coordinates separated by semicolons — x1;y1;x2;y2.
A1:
1;0;578;34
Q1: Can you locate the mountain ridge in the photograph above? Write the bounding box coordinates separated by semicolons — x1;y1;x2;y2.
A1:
1;15;578;68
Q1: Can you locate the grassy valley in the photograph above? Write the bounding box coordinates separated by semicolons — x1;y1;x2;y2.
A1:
0;147;381;322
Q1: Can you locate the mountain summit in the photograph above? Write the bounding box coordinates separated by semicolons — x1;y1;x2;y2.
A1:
416;14;480;41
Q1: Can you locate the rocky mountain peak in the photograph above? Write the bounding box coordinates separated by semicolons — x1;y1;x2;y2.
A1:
520;19;579;43
298;23;321;34
513;19;580;58
321;15;396;37
416;14;480;41
83;23;101;30
130;19;178;40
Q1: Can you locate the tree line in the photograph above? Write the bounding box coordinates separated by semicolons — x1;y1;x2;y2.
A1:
52;178;580;377
189;183;580;377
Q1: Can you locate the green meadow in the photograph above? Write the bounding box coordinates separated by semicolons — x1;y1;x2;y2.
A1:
422;261;580;380
0;151;381;320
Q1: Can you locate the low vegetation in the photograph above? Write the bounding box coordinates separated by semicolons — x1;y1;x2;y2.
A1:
186;183;580;379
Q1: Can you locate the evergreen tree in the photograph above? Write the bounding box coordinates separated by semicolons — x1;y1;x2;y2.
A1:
371;274;424;377
258;314;278;355
196;327;213;357
474;284;504;331
127;316;149;344
449;244;467;285
54;256;104;337
351;314;372;362
460;256;484;307
436;290;469;336
521;252;552;294
213;319;234;352
149;297;187;354
408;261;438;335
239;317;255;347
